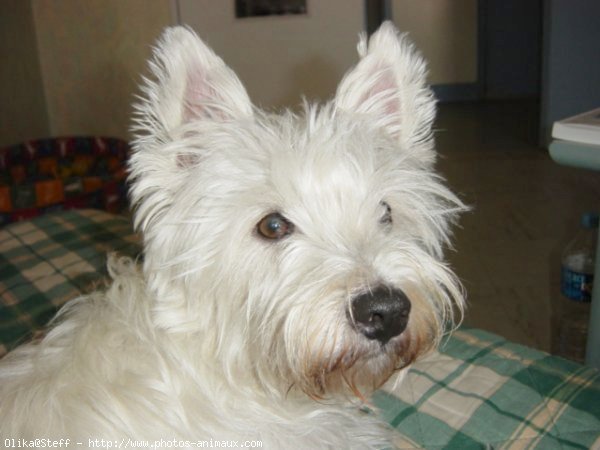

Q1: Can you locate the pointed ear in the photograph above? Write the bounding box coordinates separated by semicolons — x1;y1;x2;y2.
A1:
129;27;253;235
136;26;253;136
335;22;436;162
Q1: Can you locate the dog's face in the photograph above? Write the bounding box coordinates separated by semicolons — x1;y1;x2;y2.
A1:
129;23;464;399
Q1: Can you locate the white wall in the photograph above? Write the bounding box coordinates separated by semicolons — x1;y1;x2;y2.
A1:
177;0;365;109
0;1;49;146
31;0;172;140
391;0;478;85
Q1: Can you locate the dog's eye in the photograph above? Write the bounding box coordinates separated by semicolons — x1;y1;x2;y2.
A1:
380;201;392;225
257;213;294;240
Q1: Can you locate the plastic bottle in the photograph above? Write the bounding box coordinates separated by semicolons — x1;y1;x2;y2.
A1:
557;212;598;363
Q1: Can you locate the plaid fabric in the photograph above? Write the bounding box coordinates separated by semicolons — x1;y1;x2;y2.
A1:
0;209;139;355
378;329;600;449
0;209;599;449
0;137;129;226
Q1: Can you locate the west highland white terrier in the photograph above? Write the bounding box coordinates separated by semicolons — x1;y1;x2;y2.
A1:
0;22;465;449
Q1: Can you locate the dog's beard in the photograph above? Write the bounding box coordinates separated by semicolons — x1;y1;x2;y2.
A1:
248;278;451;401
290;329;420;400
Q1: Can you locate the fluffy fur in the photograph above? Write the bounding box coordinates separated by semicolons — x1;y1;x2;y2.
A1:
0;22;465;449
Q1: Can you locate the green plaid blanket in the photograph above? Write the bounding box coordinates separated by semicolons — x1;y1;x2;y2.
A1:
378;329;600;449
0;209;139;354
1;209;599;449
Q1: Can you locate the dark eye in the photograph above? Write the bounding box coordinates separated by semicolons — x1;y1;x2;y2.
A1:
257;212;294;240
380;201;392;225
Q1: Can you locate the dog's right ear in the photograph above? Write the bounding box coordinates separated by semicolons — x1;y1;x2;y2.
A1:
134;27;253;138
130;27;253;236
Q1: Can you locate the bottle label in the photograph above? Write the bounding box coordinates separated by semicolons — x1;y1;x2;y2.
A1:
561;266;593;302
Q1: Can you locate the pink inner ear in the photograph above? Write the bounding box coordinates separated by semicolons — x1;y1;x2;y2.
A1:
373;67;400;115
359;66;401;118
176;153;198;169
182;69;218;123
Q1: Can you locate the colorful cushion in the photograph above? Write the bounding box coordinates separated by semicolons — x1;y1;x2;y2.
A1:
0;137;129;226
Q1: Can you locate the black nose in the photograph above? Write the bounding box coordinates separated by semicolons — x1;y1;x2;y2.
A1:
349;286;411;344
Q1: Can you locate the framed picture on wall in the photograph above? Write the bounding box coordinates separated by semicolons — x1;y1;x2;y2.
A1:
235;0;307;18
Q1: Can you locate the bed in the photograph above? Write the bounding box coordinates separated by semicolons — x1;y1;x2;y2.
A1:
1;209;598;449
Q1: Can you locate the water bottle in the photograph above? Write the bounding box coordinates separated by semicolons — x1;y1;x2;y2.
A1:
557;212;598;363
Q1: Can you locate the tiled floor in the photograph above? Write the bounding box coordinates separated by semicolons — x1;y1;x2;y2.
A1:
434;100;600;354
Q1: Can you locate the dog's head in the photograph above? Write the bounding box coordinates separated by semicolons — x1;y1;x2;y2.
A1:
129;22;465;399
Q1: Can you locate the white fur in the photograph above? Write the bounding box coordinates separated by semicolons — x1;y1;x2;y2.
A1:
0;22;465;449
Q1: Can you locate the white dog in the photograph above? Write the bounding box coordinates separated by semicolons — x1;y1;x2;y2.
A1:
0;22;464;449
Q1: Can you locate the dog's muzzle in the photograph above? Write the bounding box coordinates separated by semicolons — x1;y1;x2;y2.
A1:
349;286;411;345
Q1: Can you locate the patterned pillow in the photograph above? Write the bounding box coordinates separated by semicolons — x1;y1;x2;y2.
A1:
0;137;129;226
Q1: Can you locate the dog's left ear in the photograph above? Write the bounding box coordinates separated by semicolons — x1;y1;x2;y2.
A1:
335;22;436;164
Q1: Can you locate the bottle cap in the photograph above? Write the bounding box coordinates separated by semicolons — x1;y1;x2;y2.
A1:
581;212;599;228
